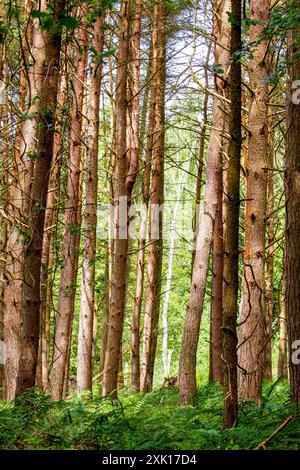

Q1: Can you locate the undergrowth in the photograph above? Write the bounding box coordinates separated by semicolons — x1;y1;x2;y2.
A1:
0;380;299;450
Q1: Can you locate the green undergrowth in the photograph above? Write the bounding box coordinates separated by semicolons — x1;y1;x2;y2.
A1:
0;380;299;450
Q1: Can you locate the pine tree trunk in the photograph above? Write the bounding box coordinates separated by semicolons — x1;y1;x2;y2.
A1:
131;62;153;390
278;274;288;379
178;0;231;405
140;0;165;393
50;7;88;399
237;0;269;403
102;0;132;398
222;0;242;429
263;126;275;380
209;157;224;384
0;60;9;395
36;72;67;391
4;0;66;399
77;15;105;394
285;5;300;403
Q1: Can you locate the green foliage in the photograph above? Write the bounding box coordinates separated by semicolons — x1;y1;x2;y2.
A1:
1;381;299;450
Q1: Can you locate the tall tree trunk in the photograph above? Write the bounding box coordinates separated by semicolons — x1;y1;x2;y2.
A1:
140;0;165;393
102;0;132;398
4;0;66;400
238;0;269;402
285;2;300;404
178;0;230;405
278;273;288;379
209;156;224;384
263;125;275;380
50;7;88;400
36;72;67;391
131;73;153;391
77;14;105;394
0;61;9;395
222;0;242;429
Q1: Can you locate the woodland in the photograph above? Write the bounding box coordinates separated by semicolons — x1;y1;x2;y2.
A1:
0;0;300;451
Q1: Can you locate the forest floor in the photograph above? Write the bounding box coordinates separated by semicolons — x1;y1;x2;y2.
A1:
0;380;299;450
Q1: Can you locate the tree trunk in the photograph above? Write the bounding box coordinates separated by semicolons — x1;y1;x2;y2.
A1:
131;71;153;391
4;0;66;400
50;6;88;400
140;0;165;393
36;72;67;391
278;274;288;379
263;125;275;380
102;0;132;398
238;0;269;403
178;0;231;405
77;14;105;394
222;0;242;429
285;3;300;403
0;60;9;395
209;158;224;384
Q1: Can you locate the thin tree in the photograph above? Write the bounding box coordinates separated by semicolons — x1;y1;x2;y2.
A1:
77;13;105;394
102;0;132;398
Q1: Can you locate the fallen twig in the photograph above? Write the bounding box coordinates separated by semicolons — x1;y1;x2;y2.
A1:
255;416;293;450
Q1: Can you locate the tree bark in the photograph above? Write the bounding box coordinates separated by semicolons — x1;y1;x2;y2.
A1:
278;273;288;379
131;56;153;391
36;71;67;391
50;6;88;400
77;14;105;394
285;2;300;403
263;125;275;380
3;0;66;399
209;158;224;384
178;0;231;405
222;0;242;429
102;0;132;398
140;0;165;393
237;0;269;402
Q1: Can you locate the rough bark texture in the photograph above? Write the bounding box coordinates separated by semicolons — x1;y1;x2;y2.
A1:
140;0;165;393
4;0;66;400
178;0;230;405
102;0;131;398
210;160;224;384
238;0;269;402
264;125;275;380
131;55;153;391
50;8;88;400
285;5;300;403
77;15;105;394
0;60;9;395
222;0;242;429
36;73;66;391
278;275;288;379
